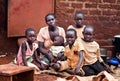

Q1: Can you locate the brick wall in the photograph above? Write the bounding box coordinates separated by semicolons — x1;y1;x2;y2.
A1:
55;0;120;41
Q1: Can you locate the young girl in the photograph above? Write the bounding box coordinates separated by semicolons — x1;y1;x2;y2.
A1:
15;28;49;71
52;29;84;76
67;11;86;38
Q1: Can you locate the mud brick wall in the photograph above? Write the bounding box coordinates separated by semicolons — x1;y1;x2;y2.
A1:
55;0;120;42
0;0;119;46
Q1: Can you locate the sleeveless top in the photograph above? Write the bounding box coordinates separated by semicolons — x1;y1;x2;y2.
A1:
17;41;38;65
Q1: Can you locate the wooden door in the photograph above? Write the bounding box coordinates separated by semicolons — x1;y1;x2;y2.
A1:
8;0;54;37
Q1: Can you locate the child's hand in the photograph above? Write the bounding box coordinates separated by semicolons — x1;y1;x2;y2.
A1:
57;52;64;60
74;68;82;76
101;62;113;73
48;51;55;62
40;63;48;70
51;63;60;71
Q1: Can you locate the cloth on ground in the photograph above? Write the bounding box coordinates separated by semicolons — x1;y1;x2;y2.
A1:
55;71;118;81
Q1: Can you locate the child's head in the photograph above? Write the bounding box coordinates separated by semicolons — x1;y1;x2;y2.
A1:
66;29;77;46
74;11;84;27
82;25;94;42
53;36;64;46
45;13;56;27
25;28;36;43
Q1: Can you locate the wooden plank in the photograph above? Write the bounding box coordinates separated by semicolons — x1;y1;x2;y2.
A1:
0;64;34;76
0;76;12;81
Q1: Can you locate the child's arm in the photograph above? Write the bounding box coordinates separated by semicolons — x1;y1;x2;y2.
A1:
74;51;84;75
57;51;67;61
97;49;104;62
38;42;52;61
21;42;28;66
101;61;113;73
47;50;55;63
33;48;41;64
97;49;113;73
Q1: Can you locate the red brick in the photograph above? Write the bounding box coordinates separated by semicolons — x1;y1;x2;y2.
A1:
89;10;101;15
103;10;117;15
99;4;111;9
85;3;97;8
76;0;87;2
76;9;88;15
59;3;69;7
117;11;120;16
77;0;101;3
98;16;110;21
99;4;120;10
66;8;75;13
69;0;76;1
111;17;120;22
59;0;66;1
103;0;116;3
118;0;120;3
71;3;83;8
111;5;120;10
85;16;98;21
91;0;101;3
59;8;74;14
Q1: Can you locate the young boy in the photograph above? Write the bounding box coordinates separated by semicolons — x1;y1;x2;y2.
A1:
52;29;84;76
79;25;112;76
67;11;86;38
15;28;49;70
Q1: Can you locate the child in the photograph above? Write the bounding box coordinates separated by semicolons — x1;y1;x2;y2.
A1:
67;11;86;38
15;28;49;71
52;29;84;76
49;36;66;63
79;25;112;76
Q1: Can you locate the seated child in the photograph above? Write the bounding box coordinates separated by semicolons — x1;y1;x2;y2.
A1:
14;28;49;71
79;25;112;76
49;36;66;63
52;29;84;76
67;11;86;38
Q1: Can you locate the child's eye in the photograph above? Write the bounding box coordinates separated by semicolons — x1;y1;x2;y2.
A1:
47;18;54;22
75;18;83;20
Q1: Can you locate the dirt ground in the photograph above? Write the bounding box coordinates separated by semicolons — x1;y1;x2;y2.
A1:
0;32;57;81
0;32;120;81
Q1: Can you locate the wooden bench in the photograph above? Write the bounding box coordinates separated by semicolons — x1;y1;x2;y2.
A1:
0;64;34;81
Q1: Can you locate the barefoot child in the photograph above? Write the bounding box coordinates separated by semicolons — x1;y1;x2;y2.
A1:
80;25;112;76
52;29;84;76
14;28;49;71
67;11;86;38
